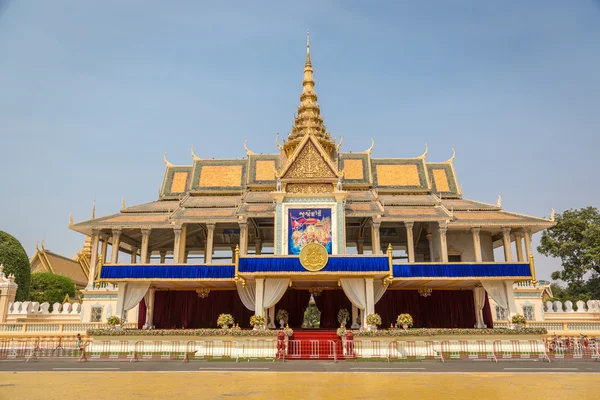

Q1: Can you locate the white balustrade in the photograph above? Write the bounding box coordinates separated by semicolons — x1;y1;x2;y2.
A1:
553;301;563;312
576;301;587;312
52;303;62;314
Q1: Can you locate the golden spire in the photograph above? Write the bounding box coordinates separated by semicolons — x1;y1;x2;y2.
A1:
283;33;335;157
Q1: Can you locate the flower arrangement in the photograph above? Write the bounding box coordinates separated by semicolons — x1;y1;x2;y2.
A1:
250;315;266;327
337;308;350;325
276;309;289;323
336;326;347;337
397;314;414;328
106;316;123;327
85;327;547;337
512;314;527;325
217;313;234;328
366;313;382;326
282;326;294;337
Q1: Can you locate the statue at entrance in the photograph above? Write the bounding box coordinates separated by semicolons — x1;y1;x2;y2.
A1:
301;295;321;328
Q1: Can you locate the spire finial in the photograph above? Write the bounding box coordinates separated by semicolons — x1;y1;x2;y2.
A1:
91;200;96;219
306;31;310;56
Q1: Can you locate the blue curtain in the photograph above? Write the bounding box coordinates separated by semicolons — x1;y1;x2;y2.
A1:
101;265;235;279
392;263;530;278
238;257;389;273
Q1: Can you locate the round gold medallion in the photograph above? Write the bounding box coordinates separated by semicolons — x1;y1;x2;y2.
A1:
299;242;329;272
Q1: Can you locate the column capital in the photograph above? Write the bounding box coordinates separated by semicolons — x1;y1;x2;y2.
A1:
112;228;122;236
364;277;374;283
91;228;101;237
438;226;447;234
371;220;381;228
206;223;216;231
404;221;414;229
141;228;152;236
470;226;481;234
501;227;512;234
513;229;524;238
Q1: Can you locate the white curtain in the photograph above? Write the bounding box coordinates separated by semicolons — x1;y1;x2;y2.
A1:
482;281;507;310
473;286;486;328
236;281;256;311
340;278;367;310
374;279;387;304
123;282;150;311
263;279;290;309
144;288;156;329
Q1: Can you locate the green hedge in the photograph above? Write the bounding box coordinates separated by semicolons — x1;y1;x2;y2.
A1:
0;231;31;301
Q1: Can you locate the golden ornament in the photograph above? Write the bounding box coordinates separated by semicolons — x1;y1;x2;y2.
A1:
299;242;329;271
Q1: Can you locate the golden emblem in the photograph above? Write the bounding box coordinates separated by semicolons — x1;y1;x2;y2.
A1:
299;242;329;271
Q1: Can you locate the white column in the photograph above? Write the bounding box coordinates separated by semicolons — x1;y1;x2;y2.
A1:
364;277;375;328
239;221;248;256
357;238;364;255
255;239;262;256
405;221;415;263
179;225;187;263
159;251;167;264
145;287;156;329
255;278;265;317
471;227;482;263
502;227;513;262
425;233;434;262
514;231;524;262
504;280;518;319
371;220;381;254
351;304;360;329
173;227;182;264
111;229;122;264
130;247;138;264
267;306;276;328
205;223;215;264
140;229;151;264
87;229;101;289
523;229;533;260
100;234;109;267
438;224;448;263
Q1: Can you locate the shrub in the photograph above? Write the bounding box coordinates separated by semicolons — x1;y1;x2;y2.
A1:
0;231;31;301
29;272;76;309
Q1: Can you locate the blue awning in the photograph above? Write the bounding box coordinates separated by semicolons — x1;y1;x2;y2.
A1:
392;263;531;279
238;256;389;273
100;265;235;280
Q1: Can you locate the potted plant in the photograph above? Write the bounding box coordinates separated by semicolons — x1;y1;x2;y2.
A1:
512;314;526;329
217;313;234;329
337;308;350;327
396;314;413;331
107;316;123;331
366;313;382;331
250;315;266;330
276;309;289;329
282;325;294;352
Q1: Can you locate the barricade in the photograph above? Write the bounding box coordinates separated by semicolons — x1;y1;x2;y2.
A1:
343;340;356;359
236;339;275;362
355;340;383;359
387;341;444;362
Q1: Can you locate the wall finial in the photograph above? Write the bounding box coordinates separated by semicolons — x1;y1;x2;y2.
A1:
365;138;375;154
164;152;173;167
244;139;256;156
497;194;502;208
550;208;555;221
447;148;456;163
418;144;428;159
121;197;126;210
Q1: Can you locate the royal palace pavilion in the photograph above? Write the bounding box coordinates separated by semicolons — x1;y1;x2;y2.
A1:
69;36;555;331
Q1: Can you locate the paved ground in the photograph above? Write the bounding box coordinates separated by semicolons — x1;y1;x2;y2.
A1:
0;369;599;400
1;358;600;373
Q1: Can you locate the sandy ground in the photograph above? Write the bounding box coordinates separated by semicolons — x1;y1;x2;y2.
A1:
0;371;599;400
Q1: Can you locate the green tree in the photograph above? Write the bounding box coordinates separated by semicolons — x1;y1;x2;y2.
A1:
537;207;600;282
29;273;76;307
0;231;31;301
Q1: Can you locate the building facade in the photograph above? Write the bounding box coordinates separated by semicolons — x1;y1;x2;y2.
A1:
70;37;554;330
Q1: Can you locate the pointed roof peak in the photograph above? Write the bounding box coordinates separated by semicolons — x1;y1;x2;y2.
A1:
283;33;335;157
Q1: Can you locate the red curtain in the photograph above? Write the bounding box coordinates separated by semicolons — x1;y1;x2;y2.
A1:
138;288;494;330
145;290;254;329
275;289;353;328
376;290;493;329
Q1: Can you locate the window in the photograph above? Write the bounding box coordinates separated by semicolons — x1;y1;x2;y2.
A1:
91;307;102;322
448;254;461;262
495;305;507;320
523;305;535;321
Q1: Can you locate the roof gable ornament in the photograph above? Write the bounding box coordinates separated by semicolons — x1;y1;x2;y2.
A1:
497;194;502;208
276;133;284;151
91;200;96;219
191;145;200;161
336;136;343;152
164;153;173;167
121;197;126;210
417;144;428;159
69;213;74;226
446;148;456;163
550;208;555;221
244;139;256;156
278;133;341;180
365;138;375;154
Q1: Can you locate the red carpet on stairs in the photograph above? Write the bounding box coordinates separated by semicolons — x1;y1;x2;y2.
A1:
288;330;344;360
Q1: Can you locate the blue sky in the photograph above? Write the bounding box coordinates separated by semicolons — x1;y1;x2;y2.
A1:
0;1;599;280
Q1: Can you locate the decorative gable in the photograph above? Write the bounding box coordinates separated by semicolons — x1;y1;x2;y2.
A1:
279;135;340;180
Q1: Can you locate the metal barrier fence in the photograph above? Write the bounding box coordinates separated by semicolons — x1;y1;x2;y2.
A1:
3;337;599;363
